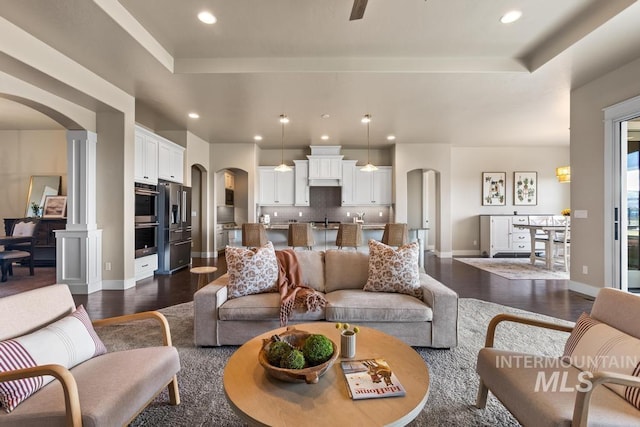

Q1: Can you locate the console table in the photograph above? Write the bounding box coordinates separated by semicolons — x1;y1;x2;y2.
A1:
4;218;66;266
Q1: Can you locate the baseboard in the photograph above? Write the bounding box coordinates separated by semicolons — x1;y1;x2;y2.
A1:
102;278;137;291
434;250;453;258
453;250;481;257
568;280;601;298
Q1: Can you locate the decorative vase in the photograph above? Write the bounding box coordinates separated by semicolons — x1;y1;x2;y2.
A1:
340;330;356;358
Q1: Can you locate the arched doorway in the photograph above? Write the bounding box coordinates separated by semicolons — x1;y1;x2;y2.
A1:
191;164;208;258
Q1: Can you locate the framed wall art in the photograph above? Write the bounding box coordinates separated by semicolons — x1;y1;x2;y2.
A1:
42;195;67;218
482;172;506;206
513;171;537;206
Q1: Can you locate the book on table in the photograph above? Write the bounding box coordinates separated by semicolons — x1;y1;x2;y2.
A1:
341;358;406;400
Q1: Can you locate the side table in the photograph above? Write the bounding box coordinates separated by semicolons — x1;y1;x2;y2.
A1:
190;266;217;290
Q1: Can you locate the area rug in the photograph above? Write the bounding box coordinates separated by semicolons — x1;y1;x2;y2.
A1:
455;257;569;280
94;299;573;426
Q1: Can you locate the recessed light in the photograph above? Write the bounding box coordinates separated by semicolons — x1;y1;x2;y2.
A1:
387;135;396;141
254;135;263;141
321;114;330;119
188;112;200;119
279;115;290;124
500;10;522;24
361;114;371;124
321;135;329;141
198;11;217;24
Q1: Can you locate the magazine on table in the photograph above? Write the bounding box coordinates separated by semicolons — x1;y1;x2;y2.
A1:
341;358;406;400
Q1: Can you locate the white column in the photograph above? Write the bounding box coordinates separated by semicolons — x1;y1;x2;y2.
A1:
56;130;103;294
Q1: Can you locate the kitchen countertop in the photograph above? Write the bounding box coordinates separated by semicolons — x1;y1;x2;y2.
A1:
220;223;387;231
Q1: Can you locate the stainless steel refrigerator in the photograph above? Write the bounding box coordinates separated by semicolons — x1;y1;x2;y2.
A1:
156;180;192;274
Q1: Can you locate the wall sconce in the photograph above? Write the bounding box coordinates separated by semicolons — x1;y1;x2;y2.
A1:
556;166;570;183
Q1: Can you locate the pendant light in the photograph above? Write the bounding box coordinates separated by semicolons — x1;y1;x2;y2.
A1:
556;166;570;183
361;114;378;172
275;114;292;172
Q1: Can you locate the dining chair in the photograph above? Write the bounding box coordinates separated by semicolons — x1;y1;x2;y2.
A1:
0;217;39;281
287;223;314;250
336;223;362;250
381;223;408;247
241;223;268;248
552;217;571;272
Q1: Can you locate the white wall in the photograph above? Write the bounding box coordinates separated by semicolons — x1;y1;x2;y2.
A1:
452;146;570;255
0;130;67;231
571;55;640;295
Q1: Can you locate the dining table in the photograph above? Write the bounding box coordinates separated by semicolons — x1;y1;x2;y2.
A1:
520;225;569;270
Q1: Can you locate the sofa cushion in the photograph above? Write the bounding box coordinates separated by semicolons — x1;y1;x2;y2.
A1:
363;240;422;299
563;312;640;409
325;290;432;322
0;305;107;412
219;293;325;321
294;250;325;292
225;242;279;299
324;250;369;293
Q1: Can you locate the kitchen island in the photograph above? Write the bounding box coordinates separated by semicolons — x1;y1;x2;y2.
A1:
222;222;425;268
224;223;386;252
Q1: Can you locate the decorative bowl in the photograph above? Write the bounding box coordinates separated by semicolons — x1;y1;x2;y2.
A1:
258;327;338;384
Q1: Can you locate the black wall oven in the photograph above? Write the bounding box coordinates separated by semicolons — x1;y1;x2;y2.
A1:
134;183;159;258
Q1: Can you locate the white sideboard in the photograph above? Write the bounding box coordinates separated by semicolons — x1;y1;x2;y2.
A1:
479;215;532;258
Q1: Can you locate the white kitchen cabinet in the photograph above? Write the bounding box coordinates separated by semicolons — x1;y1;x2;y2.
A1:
293;160;310;206
480;215;532;258
135;254;158;281
342;162;392;206
216;170;235;206
258;166;295;206
158;138;185;183
134;127;159;184
224;171;235;190
308;156;343;180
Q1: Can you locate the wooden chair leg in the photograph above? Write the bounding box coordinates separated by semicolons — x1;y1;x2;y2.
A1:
1;261;9;282
476;379;489;408
168;375;180;405
29;252;35;276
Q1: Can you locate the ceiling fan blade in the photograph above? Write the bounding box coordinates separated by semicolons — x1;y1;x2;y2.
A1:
349;0;368;21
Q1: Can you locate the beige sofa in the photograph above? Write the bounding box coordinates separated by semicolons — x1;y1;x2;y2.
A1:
194;249;458;348
0;284;180;427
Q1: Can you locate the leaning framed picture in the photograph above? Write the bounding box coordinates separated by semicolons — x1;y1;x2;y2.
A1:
42;195;67;218
482;172;506;205
513;171;537;205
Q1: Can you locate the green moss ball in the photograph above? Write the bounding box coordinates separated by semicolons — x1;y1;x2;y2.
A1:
280;349;306;369
302;334;334;366
267;341;291;366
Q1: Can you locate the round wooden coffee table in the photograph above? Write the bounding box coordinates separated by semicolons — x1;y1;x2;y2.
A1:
223;323;430;426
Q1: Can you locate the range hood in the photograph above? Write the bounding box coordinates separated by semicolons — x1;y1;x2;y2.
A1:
307;145;344;187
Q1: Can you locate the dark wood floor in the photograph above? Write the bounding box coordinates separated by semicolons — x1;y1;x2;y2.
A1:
0;253;594;321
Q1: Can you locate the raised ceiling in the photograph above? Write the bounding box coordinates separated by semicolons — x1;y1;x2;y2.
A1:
2;0;640;148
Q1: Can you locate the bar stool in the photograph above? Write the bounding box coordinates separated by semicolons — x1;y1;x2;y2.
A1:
242;223;268;247
288;223;314;250
381;223;408;247
336;223;362;250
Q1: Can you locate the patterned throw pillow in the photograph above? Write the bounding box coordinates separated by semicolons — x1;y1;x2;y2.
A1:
0;305;107;412
225;241;279;299
563;312;640;409
363;239;422;299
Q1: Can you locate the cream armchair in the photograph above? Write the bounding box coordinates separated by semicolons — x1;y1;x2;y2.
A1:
0;284;180;426
476;288;640;426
